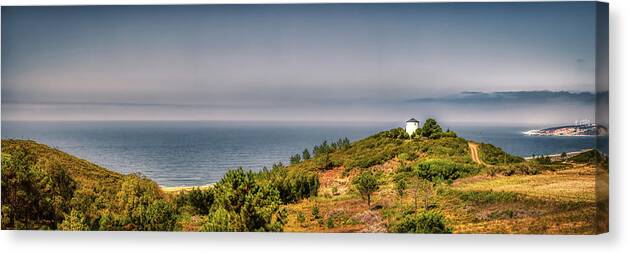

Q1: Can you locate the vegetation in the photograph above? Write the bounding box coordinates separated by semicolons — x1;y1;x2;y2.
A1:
352;170;380;209
202;168;285;232
1;119;607;234
569;149;608;169
392;210;452;233
478;143;524;165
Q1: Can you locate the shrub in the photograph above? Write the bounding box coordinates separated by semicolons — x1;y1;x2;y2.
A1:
326;216;335;228
395;178;407;199
265;165;319;203
413;159;481;182
179;187;214;215
393;210;452;233
380;128;409;139
208;168;285;232
311;205;320;219
297;212;306;223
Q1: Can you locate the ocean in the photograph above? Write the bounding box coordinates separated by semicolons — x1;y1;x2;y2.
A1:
1;121;601;187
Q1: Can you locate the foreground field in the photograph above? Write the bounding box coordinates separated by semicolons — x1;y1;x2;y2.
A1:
282;151;608;234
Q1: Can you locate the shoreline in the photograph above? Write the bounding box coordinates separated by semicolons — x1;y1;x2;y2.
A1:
523;148;593;160
160;183;213;193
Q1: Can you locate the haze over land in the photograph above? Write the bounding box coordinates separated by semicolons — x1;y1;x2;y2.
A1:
2;3;607;125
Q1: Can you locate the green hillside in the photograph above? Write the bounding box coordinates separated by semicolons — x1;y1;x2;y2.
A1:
1;140;173;230
1;119;607;233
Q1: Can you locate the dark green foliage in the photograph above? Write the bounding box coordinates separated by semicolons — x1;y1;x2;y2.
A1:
204;168;285;232
326;216;335;228
1;146;48;229
313;141;333;156
414;159;481;182
312;138;350;157
302;149;311;160
380;128;410;139
1;140;181;231
143;200;178;231
352;170;380;209
421;118;443;138
392;210;452;233
290;153;302;165
261;163;319;203
112;173;170;231
176;187;214;215
430;130;458;139
311;204;320;219
1;146;77;230
478;143;524;165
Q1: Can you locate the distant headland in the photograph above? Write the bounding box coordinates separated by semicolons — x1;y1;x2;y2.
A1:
523;122;608;137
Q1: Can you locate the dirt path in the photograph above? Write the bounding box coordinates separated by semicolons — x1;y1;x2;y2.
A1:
468;142;487;166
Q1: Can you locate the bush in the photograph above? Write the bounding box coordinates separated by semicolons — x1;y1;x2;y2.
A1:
208;168;285;232
178;187;214;215
297;212;306;223
393;210;452;233
413;159;481;182
264;164;319;203
311;205;320;219
326;216;335;228
380;128;409;139
143;200;178;231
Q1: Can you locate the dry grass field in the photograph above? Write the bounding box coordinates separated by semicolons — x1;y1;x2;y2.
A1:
283;158;608;234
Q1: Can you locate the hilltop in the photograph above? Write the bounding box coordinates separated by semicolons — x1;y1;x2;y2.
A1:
1;120;608;233
276;126;607;234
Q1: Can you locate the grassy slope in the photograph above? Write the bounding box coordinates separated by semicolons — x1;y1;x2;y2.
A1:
2;139;126;203
281;131;607;234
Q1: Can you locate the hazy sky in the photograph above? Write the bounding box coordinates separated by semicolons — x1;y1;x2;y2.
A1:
1;3;605;124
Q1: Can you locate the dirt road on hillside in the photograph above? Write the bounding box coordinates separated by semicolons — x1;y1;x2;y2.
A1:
468;142;487;166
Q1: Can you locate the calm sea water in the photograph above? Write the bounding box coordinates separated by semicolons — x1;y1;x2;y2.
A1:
1;121;601;187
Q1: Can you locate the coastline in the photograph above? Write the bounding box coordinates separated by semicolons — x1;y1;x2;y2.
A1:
160;184;213;193
523;148;593;160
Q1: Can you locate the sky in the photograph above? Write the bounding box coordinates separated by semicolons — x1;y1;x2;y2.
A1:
1;2;606;124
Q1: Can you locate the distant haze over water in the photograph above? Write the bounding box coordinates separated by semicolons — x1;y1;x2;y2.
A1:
1;121;599;187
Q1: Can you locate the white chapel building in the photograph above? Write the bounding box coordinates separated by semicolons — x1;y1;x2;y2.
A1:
405;118;420;136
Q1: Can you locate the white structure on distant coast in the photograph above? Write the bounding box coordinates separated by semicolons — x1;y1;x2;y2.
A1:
405;118;420;136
